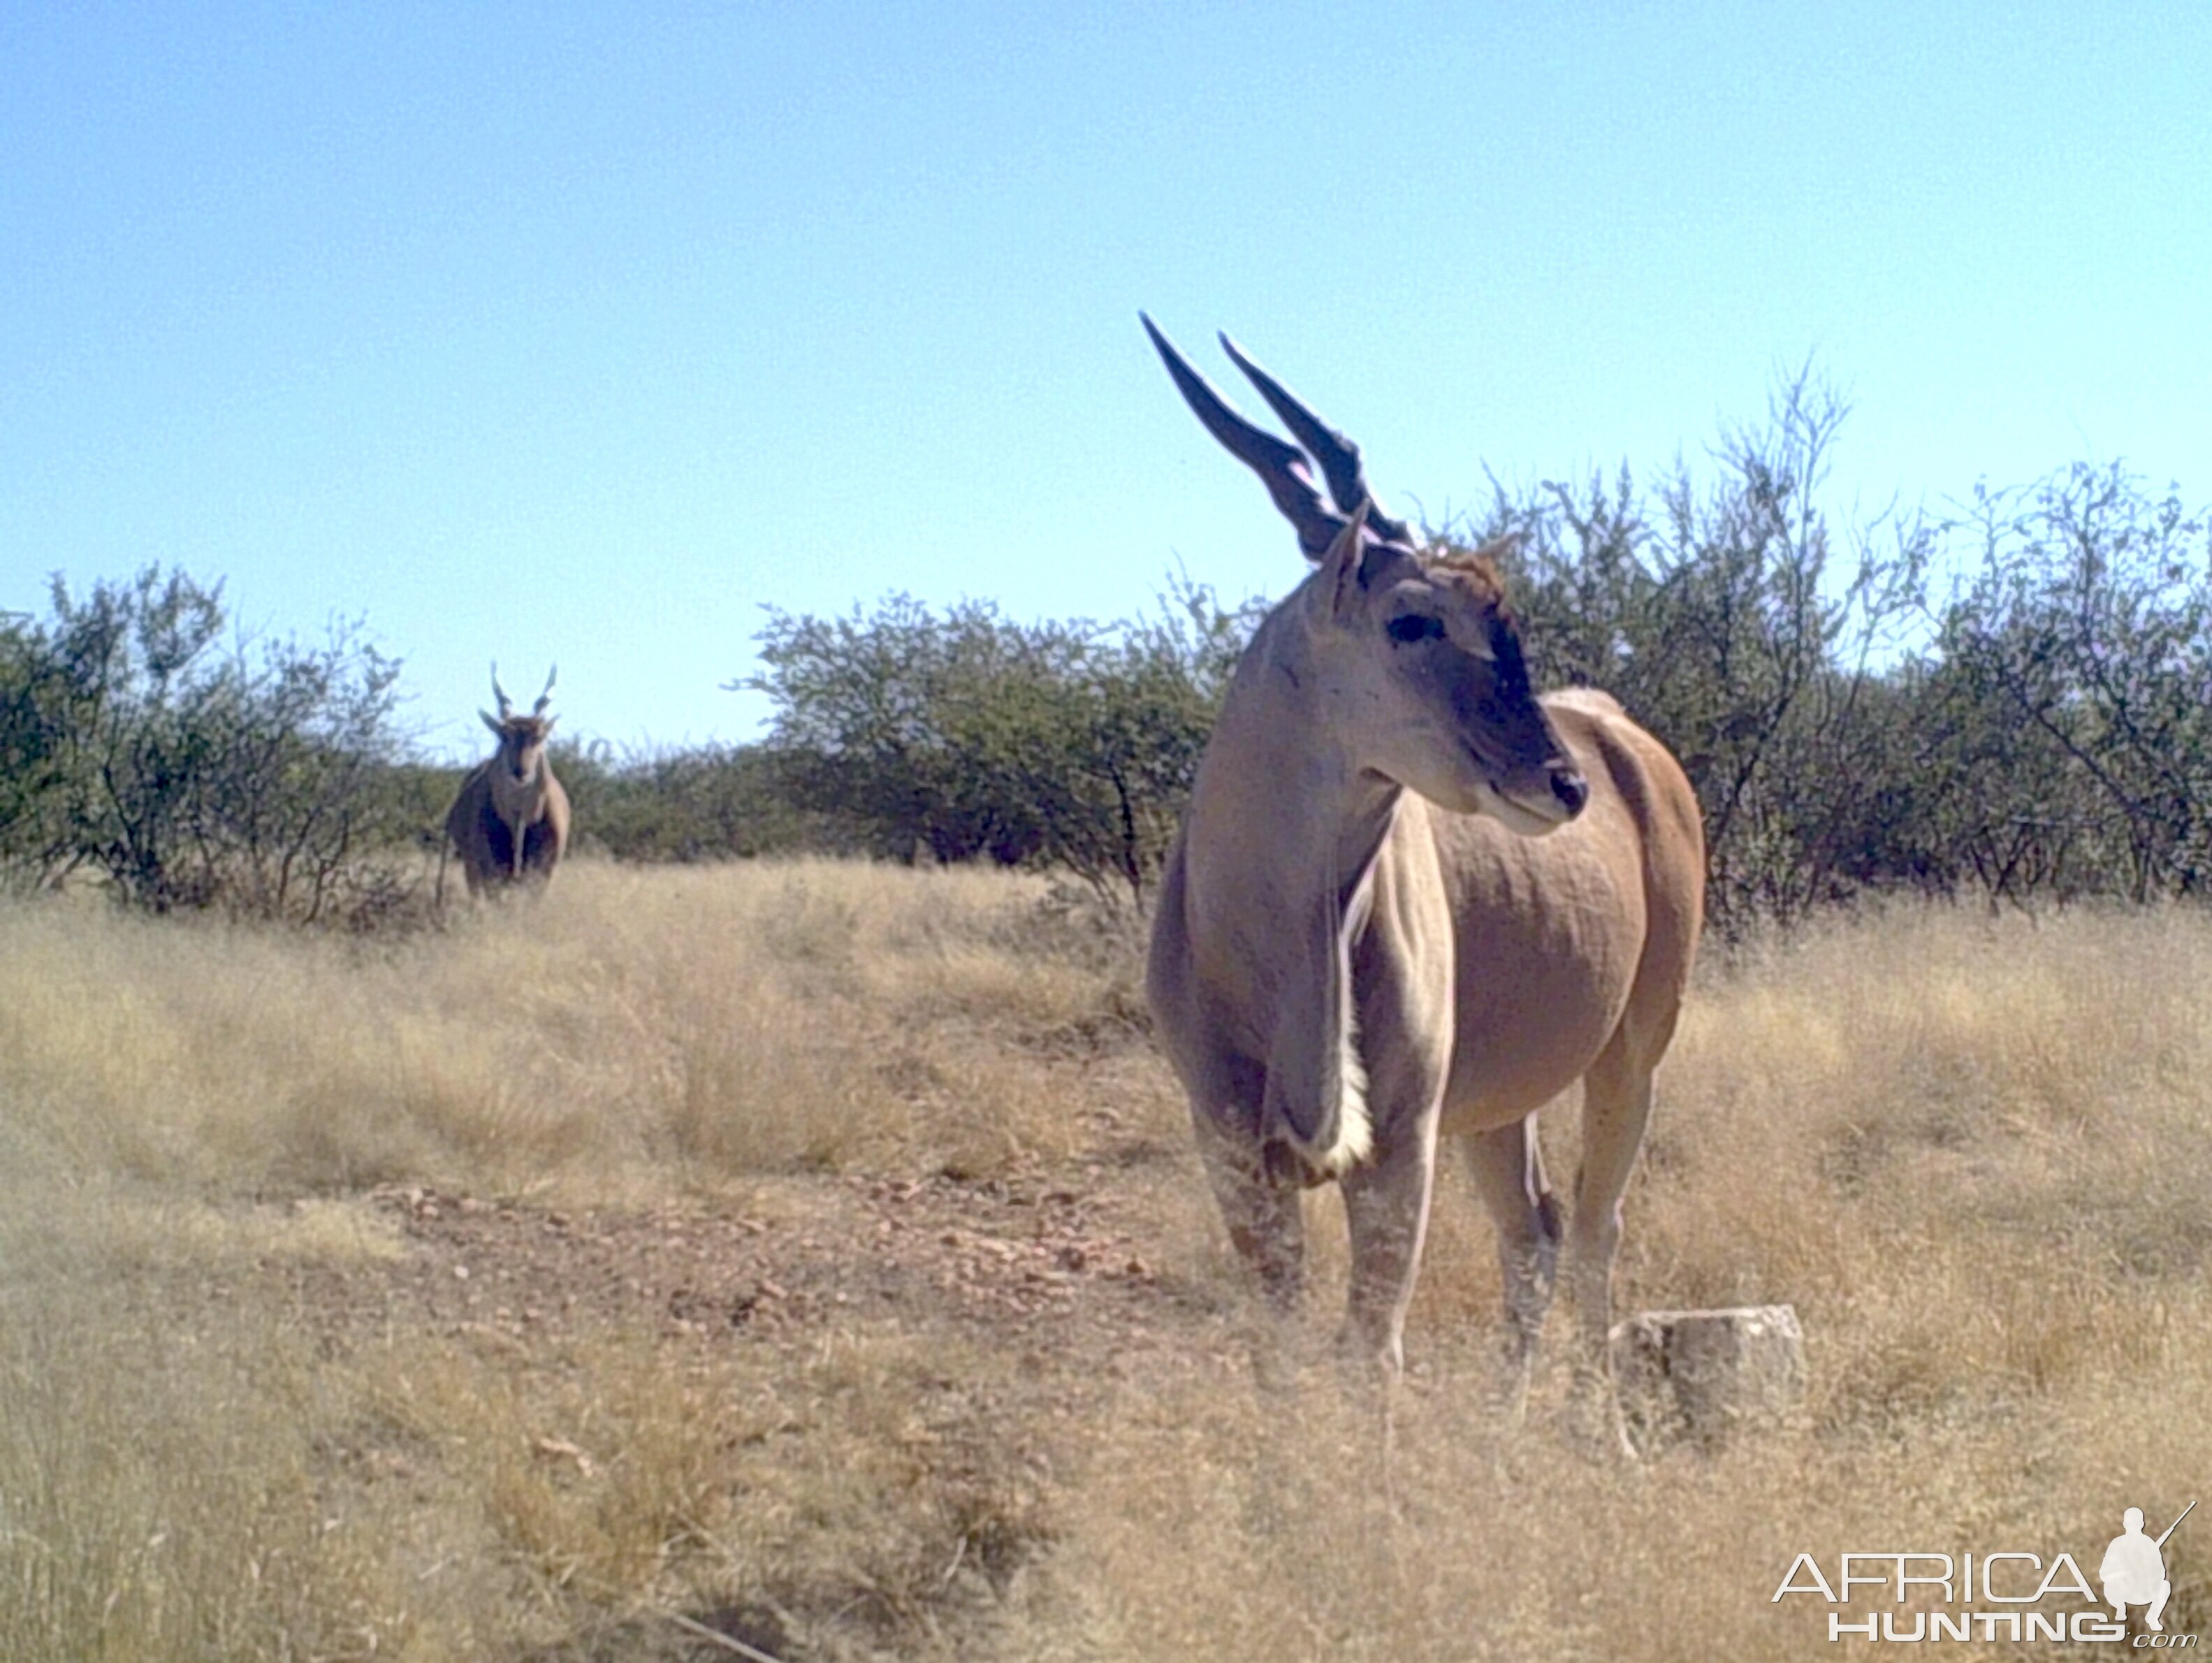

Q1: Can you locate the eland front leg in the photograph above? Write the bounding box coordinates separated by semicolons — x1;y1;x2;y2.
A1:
1337;1110;1441;1377
1190;1107;1307;1319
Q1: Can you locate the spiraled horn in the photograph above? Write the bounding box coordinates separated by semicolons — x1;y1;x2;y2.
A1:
1218;333;1413;546
534;665;557;717
491;662;513;718
1141;313;1348;562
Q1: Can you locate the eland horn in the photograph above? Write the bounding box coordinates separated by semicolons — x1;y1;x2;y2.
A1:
1218;333;1413;546
1140;313;1349;562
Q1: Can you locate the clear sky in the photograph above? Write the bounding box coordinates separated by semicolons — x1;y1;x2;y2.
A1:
3;3;2206;762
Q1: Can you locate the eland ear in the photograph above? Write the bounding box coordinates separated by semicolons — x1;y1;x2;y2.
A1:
1474;531;1523;565
481;710;504;736
1323;499;1371;618
542;715;558;735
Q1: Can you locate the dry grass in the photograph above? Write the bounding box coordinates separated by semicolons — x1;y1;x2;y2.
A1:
1068;902;2212;1660
0;859;1130;1204
3;866;2209;1659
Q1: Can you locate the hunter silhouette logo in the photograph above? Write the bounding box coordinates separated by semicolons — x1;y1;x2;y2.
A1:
2103;1502;2193;1634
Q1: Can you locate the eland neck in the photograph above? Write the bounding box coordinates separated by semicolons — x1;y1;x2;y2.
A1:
1188;579;1409;920
490;748;549;824
1178;575;1416;1171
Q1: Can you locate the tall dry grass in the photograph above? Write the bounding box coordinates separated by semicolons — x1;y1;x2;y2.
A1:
1062;901;2212;1659
0;859;1141;1205
0;859;1154;1661
3;866;2208;1658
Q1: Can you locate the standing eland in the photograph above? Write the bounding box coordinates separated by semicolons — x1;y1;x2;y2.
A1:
1140;317;1704;1446
441;665;572;903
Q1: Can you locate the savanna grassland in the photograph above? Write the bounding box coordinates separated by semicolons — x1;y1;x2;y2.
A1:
2;859;2207;1661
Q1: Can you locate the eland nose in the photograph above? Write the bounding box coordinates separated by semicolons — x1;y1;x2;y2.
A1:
1550;767;1589;817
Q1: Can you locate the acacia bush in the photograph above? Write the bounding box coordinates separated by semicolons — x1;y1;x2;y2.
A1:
1925;465;2212;903
736;370;2211;929
553;738;850;863
1434;377;2211;931
0;568;428;926
12;380;2209;933
1455;368;1935;929
747;575;1258;900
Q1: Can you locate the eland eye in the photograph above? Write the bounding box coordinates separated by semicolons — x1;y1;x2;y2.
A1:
1385;613;1444;645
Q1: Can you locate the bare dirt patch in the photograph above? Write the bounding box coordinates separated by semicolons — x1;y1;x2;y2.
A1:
334;1170;1181;1360
187;1157;1235;1662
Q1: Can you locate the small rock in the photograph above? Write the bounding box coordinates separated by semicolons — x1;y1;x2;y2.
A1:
1611;1304;1805;1446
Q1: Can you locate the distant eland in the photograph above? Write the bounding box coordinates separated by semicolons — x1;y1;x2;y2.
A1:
1140;318;1705;1448
441;665;571;903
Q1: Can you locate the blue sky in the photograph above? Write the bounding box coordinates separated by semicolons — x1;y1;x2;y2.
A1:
3;3;2206;761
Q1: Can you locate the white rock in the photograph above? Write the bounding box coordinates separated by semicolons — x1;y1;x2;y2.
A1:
1611;1305;1805;1444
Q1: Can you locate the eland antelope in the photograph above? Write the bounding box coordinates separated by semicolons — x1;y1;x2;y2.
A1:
1141;318;1704;1439
442;665;571;901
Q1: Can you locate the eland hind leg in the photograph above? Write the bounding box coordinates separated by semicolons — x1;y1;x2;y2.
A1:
1460;1119;1564;1419
1569;1030;1658;1456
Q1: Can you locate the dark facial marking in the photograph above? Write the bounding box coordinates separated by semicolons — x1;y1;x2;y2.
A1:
1486;614;1532;704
